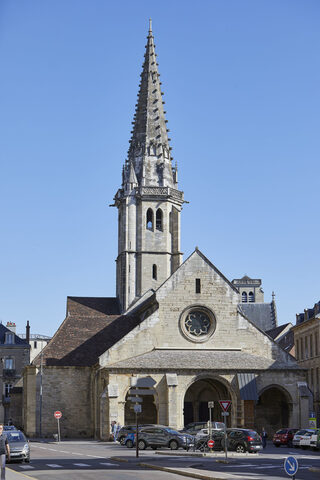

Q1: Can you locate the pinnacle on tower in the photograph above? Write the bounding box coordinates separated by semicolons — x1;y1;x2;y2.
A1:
123;20;176;188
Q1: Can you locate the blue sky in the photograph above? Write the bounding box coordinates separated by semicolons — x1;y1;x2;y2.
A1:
0;0;319;336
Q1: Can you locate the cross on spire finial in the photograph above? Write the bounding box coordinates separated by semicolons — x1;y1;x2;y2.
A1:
149;18;152;34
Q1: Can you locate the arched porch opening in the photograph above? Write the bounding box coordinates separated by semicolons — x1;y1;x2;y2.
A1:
183;377;232;427
255;385;292;437
124;388;157;425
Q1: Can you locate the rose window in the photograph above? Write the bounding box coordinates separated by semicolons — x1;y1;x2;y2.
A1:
184;310;211;337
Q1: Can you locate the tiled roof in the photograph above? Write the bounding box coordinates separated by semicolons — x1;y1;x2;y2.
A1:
107;349;300;371
0;324;29;346
239;303;277;332
33;295;157;367
266;323;290;340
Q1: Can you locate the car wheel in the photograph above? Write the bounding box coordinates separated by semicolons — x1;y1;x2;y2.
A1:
138;440;146;450
119;437;125;445
235;444;246;453
126;439;133;448
169;440;179;450
275;444;280;447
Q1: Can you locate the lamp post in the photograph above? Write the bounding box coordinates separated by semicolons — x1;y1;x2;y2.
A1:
39;351;43;437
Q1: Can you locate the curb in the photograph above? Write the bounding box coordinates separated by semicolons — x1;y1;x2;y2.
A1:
110;456;129;462
7;468;37;480
138;462;234;480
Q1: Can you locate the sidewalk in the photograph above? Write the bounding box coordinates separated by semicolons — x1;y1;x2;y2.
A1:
7;467;36;480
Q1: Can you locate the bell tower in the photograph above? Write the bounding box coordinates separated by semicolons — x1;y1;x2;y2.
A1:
114;20;184;312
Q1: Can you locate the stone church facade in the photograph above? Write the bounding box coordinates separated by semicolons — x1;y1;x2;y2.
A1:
23;22;308;439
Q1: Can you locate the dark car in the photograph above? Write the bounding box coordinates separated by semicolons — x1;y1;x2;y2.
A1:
225;428;262;453
136;426;194;450
273;428;298;447
195;430;225;451
5;430;30;463
183;421;225;435
117;424;154;445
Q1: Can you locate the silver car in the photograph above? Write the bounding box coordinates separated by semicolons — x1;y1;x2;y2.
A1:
292;429;314;447
5;430;30;463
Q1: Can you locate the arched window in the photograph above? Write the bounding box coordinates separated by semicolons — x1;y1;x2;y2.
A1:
156;208;163;231
146;209;153;230
242;292;247;303
152;264;157;280
249;291;254;303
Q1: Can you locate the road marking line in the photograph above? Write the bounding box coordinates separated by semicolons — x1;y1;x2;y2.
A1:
100;462;120;466
19;465;35;469
224;464;255;468
73;463;90;467
255;465;278;469
46;464;63;468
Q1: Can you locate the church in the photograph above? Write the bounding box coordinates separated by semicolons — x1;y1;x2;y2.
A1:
23;22;308;439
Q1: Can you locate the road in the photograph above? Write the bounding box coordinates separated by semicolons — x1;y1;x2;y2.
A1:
7;440;320;480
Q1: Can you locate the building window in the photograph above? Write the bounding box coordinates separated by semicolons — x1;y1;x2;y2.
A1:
248;291;254;303
310;335;313;358
152;264;157;280
4;384;12;398
300;337;303;359
34;341;37;349
315;332;319;356
4;358;14;370
296;341;299;360
156;209;163;231
146;209;154;230
4;333;14;345
242;292;247;303
195;278;201;294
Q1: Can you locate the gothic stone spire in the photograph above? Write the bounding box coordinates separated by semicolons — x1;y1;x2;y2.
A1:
124;21;175;188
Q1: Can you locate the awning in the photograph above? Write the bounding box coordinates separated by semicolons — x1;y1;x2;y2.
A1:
237;373;258;401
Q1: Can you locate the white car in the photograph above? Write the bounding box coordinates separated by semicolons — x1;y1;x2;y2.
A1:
310;429;320;450
195;426;225;440
293;429;314;447
299;431;313;449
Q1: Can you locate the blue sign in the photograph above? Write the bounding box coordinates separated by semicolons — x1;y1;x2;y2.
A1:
284;456;298;476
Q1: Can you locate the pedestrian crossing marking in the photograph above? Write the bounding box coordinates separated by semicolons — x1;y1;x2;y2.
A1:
47;464;63;468
100;462;120;466
19;465;35;469
73;463;90;466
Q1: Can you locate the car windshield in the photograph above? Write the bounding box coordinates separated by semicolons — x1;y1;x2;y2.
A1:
295;430;306;436
6;432;26;442
276;429;287;434
215;423;225;429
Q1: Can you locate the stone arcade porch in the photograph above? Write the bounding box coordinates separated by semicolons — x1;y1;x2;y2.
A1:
96;348;308;439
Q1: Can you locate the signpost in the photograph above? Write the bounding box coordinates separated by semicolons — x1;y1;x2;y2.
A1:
219;400;231;461
284;456;298;479
208;401;214;441
128;376;156;458
54;411;62;442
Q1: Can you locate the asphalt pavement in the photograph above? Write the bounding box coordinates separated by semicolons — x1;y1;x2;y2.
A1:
5;440;320;480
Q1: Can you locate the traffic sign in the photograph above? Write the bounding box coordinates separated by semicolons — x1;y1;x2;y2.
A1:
208;401;214;409
207;439;215;449
219;400;231;412
221;412;229;416
134;404;142;414
128;396;143;402
54;411;62;419
284;456;298;476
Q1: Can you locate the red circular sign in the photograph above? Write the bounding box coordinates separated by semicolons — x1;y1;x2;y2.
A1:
54;411;62;419
207;439;215;448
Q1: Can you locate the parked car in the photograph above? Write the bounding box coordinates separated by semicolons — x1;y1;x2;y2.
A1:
225;428;262;453
183;421;225;435
292;429;314;447
273;428;298;447
3;426;17;432
310;429;320;450
124;432;136;448
300;431;314;449
117;424;154;445
195;430;225;451
5;430;30;463
195;428;224;441
136;426;194;450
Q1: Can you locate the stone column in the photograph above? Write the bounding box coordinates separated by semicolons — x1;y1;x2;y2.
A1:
166;374;178;428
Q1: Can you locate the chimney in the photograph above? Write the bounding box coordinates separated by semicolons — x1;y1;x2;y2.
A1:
26;321;30;344
6;321;16;334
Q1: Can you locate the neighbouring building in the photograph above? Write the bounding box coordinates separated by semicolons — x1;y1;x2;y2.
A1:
23;21;308;439
0;322;30;425
19;324;51;362
292;301;320;424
